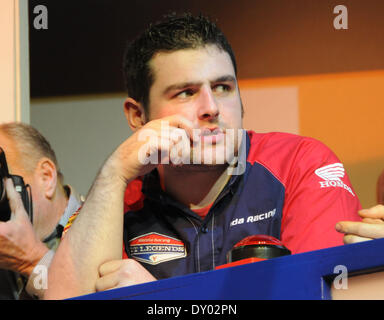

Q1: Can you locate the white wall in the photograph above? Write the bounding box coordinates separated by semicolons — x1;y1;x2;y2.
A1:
31;93;132;196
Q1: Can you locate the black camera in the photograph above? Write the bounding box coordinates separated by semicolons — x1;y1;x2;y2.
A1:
0;147;33;222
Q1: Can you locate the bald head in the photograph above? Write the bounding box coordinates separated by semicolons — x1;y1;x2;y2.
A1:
0;122;63;184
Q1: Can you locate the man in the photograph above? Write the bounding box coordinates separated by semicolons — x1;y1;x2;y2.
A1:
45;13;361;299
0;122;82;299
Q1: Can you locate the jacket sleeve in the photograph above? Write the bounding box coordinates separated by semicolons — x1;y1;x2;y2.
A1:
280;138;362;254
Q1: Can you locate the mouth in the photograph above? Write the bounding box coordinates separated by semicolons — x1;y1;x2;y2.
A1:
199;127;225;144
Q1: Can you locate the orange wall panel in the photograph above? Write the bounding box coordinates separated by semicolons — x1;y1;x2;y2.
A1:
239;86;299;134
239;71;384;208
299;71;384;164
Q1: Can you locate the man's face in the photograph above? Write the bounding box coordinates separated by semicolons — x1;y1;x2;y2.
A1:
146;44;243;166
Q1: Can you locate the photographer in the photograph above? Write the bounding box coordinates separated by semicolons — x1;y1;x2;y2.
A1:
0;122;82;299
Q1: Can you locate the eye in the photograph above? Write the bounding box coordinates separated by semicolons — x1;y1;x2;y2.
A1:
213;84;231;93
175;89;194;99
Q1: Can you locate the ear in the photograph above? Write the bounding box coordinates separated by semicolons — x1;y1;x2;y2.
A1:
123;97;147;131
34;158;58;199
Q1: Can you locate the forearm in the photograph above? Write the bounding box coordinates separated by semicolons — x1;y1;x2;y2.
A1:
44;117;191;299
45;157;128;299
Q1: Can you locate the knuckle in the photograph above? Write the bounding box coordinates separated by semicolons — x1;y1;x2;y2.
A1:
119;267;133;279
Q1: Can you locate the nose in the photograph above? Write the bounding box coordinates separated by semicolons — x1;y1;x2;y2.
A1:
197;87;220;121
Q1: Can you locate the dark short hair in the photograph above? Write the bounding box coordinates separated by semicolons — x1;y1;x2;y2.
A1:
122;12;237;116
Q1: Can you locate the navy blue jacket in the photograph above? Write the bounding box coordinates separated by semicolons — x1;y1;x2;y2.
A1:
122;131;361;280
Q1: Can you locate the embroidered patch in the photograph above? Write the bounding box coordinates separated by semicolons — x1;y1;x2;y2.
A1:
128;232;187;265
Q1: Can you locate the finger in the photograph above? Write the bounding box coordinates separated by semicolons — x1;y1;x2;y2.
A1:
95;271;119;292
162;115;198;142
138;135;186;165
163;128;189;150
4;178;24;217
167;130;192;165
358;205;384;219
362;218;384;224
336;221;384;239
343;234;372;244
99;259;122;277
153;135;191;165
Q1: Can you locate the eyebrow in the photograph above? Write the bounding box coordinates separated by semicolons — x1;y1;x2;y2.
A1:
162;75;236;96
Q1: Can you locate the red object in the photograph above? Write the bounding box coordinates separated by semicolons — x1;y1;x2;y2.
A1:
215;257;266;270
215;235;291;270
233;235;284;248
124;177;145;212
